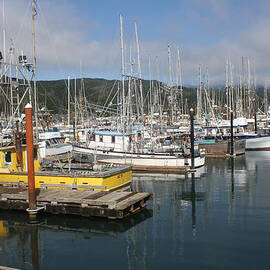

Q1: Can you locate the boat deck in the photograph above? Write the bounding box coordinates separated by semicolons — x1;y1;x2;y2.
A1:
0;187;152;219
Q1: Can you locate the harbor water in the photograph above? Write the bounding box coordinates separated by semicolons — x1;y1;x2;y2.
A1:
0;151;270;269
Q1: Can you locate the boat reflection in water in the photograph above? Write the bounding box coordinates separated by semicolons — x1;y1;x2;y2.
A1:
0;209;152;270
1;152;270;269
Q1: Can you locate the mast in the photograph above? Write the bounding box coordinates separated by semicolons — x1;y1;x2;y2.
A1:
168;44;173;123
177;47;183;115
264;81;268;116
67;76;70;126
134;20;144;124
74;77;77;127
247;57;251;116
120;14;125;128
197;64;202;122
2;0;6;82
32;0;38;140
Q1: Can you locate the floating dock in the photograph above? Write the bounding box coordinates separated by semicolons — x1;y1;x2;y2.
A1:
0;187;152;219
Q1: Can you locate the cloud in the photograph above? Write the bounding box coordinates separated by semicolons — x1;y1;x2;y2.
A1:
1;0;270;87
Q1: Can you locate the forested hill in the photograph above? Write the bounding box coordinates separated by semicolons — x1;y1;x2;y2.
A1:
36;78;197;114
36;77;265;115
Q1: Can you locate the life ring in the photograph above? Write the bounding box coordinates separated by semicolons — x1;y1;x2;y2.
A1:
131;135;136;142
152;131;158;137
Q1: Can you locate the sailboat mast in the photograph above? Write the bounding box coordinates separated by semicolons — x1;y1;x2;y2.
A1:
32;0;38;140
134;20;144;124
2;0;6;65
264;81;268;116
67;76;70;126
74;77;77;126
168;44;173;124
177;47;183;115
120;14;125;128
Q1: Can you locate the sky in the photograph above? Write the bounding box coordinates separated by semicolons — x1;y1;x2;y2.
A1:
1;0;270;86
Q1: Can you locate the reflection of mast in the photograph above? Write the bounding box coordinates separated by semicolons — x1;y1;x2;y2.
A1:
181;173;206;237
30;225;40;270
191;173;196;236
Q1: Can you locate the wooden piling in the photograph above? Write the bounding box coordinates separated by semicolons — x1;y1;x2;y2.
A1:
25;103;36;213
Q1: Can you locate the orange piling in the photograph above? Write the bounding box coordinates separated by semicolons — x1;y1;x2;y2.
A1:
25;103;36;215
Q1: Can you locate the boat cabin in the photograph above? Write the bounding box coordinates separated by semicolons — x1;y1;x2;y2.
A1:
0;145;40;172
87;130;139;152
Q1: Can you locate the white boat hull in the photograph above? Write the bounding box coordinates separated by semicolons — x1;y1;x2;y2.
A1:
246;135;270;151
73;145;205;173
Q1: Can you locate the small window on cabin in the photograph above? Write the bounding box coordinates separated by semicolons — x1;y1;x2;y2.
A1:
112;136;115;143
82;131;85;135
100;135;103;142
5;151;11;163
34;147;38;160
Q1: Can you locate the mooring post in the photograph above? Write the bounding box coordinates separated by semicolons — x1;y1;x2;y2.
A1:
190;108;195;170
230;110;234;156
254;111;257;134
25;103;37;217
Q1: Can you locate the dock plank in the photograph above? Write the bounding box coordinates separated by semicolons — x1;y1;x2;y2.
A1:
95;191;131;202
115;193;151;210
0;187;152;219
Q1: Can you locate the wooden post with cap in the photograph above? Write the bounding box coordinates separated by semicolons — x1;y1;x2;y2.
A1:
25;103;36;215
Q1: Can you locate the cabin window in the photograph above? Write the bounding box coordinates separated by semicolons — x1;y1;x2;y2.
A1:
34;147;38;160
89;134;95;141
82;131;85;135
99;135;103;142
5;151;11;163
111;136;115;143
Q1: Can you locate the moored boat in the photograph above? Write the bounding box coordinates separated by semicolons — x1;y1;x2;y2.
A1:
197;139;246;157
0;144;132;191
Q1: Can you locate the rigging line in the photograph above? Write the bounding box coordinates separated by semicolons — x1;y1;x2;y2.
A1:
100;80;118;117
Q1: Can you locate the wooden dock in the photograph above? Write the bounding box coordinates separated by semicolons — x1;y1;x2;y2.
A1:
0;187;152;219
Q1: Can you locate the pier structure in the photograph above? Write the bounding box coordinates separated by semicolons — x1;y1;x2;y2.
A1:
0;187;152;219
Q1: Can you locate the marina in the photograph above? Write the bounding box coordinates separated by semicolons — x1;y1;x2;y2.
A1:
1;0;270;269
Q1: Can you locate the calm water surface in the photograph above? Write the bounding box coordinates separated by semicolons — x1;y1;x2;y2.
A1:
0;152;270;270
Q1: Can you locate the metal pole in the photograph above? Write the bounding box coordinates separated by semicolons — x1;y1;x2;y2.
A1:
254;111;257;134
15;121;23;171
67;76;70;127
25;103;36;214
230;110;234;156
190;108;195;170
32;0;39;141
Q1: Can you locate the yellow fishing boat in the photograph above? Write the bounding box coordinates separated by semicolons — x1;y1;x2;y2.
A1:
0;145;132;191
